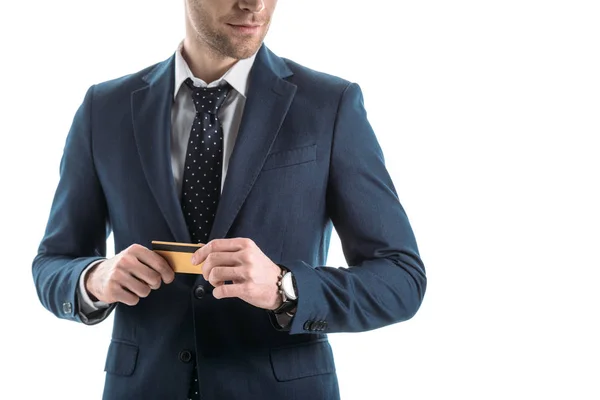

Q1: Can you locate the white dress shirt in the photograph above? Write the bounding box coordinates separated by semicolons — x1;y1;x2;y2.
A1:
77;45;257;316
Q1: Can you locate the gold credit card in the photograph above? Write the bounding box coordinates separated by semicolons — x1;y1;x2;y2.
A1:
151;241;204;274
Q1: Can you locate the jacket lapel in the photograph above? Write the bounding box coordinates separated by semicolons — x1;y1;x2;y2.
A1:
130;46;296;245
210;46;296;240
131;56;191;243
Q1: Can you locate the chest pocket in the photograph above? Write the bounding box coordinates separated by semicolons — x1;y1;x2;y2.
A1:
262;144;317;171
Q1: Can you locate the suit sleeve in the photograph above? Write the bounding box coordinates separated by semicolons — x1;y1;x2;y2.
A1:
32;85;115;325
284;83;427;334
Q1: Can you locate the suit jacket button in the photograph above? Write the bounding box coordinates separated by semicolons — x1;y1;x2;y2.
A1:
179;350;192;363
303;320;313;331
62;302;72;314
193;285;205;299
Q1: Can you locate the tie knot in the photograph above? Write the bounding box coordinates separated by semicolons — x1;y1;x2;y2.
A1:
185;78;231;115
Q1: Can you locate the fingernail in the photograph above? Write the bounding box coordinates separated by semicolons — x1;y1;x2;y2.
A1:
191;256;197;265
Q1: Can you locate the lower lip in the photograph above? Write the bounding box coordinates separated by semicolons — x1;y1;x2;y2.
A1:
228;24;261;34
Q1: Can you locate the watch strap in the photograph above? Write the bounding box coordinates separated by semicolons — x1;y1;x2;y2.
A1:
272;298;297;314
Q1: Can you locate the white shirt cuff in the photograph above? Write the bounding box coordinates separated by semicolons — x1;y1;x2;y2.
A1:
77;260;110;314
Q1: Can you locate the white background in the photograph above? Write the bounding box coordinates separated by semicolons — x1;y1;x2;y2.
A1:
1;1;599;399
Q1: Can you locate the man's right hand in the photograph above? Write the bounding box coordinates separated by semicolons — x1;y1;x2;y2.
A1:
85;244;175;306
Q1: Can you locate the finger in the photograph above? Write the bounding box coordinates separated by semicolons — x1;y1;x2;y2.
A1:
118;271;153;299
202;252;239;279
129;261;163;290
114;286;140;306
212;283;246;300
207;266;246;286
192;238;253;264
131;245;175;284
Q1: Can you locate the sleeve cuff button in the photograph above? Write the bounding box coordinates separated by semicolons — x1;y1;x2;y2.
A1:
62;302;72;314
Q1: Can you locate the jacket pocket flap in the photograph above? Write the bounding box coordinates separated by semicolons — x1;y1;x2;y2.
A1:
270;339;335;382
104;340;138;376
263;144;317;171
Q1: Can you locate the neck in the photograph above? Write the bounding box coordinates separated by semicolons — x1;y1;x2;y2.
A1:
182;36;238;83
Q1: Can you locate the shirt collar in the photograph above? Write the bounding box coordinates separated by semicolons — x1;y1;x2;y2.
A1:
173;43;257;101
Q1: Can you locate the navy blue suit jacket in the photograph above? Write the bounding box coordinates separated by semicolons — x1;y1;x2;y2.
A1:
33;45;426;399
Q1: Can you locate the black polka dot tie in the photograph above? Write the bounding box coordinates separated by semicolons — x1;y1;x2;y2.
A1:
182;79;230;399
188;362;200;400
181;78;231;245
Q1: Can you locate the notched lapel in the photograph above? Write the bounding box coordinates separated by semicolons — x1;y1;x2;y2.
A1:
210;47;297;240
131;57;191;243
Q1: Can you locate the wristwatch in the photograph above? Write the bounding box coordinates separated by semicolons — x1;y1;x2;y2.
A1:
281;270;297;301
273;265;297;314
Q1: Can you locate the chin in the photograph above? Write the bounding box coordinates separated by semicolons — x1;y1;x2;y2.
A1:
224;41;262;60
236;46;261;59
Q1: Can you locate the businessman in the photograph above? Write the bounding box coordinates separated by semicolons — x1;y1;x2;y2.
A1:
32;0;427;399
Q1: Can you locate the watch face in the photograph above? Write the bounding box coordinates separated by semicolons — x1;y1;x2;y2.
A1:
282;272;297;300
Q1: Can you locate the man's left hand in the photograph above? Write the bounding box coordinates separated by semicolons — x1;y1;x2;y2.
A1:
191;238;283;310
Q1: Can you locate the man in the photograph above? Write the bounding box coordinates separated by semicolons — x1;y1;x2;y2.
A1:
32;0;426;399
